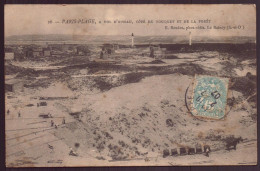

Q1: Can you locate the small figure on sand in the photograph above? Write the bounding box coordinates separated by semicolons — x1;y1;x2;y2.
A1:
62;118;66;124
7;109;10;115
205;148;210;157
48;144;54;153
51;120;54;127
204;145;211;157
69;147;78;156
18;111;21;117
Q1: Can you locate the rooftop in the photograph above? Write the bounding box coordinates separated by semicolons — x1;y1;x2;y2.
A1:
5;79;23;85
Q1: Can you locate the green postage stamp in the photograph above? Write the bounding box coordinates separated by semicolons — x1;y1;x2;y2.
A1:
191;75;229;119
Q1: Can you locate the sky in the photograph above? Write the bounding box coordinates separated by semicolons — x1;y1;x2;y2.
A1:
5;4;256;37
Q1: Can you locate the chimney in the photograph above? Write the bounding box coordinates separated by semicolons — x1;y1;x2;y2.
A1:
189;32;192;46
131;33;134;47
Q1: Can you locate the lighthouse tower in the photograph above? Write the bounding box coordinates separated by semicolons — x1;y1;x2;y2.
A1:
189;32;192;46
131;33;134;48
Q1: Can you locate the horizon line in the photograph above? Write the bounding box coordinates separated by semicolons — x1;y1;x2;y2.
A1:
5;34;256;38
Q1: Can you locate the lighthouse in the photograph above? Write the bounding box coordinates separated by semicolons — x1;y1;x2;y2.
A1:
131;33;134;47
189;32;192;46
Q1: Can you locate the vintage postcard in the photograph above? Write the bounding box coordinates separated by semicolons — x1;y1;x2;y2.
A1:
4;4;257;166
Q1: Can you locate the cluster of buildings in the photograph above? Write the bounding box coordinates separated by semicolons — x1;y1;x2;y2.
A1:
98;43;167;60
149;45;166;59
5;46;25;61
5;43;91;61
99;43;119;59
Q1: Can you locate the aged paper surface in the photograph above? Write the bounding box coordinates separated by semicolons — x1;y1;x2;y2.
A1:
4;4;257;166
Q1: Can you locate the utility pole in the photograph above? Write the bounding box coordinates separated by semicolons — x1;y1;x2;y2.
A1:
189;32;192;46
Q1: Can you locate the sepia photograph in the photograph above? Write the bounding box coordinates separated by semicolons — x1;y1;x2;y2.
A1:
4;4;257;167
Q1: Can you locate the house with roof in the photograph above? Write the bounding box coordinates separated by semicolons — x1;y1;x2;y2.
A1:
5;79;24;93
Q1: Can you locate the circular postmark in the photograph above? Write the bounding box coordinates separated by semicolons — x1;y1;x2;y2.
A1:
185;75;230;120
